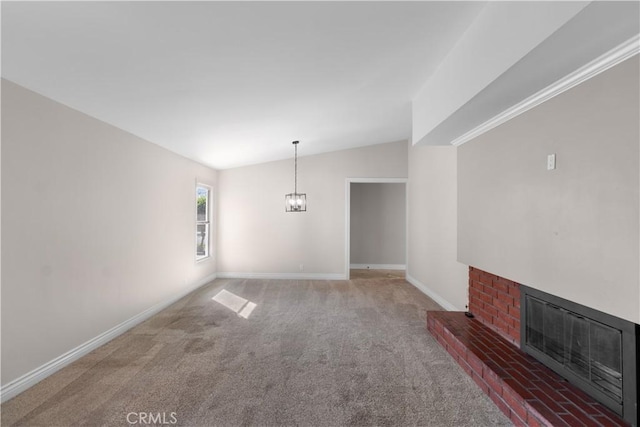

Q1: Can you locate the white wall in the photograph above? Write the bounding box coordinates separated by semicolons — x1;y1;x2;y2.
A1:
350;183;406;266
458;57;639;324
1;80;218;386
407;144;467;310
217;141;408;278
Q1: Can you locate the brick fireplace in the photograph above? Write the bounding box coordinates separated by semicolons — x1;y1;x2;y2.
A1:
427;267;633;426
468;266;521;346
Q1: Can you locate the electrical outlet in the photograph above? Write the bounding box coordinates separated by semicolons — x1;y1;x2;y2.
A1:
547;153;556;170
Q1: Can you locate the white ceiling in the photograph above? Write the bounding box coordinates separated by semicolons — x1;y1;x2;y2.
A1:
2;2;638;170
1;1;485;169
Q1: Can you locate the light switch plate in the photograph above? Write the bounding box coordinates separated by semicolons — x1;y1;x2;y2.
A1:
547;154;556;170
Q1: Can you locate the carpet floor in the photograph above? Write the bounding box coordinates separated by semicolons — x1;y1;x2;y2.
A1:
2;273;511;426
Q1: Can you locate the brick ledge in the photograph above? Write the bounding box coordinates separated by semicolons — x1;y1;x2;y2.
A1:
427;311;628;427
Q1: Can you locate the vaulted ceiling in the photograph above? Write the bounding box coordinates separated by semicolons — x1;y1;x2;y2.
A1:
2;2;638;169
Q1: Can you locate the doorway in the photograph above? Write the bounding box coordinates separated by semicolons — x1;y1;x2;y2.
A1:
345;178;407;280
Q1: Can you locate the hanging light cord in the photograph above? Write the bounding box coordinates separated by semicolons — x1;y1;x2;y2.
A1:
294;141;298;195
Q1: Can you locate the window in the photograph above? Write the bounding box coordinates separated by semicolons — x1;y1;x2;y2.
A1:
196;185;211;261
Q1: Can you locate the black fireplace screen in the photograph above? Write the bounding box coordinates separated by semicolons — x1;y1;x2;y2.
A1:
525;296;622;402
521;286;638;426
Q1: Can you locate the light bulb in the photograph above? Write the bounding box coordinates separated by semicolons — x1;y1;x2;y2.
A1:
296;198;302;206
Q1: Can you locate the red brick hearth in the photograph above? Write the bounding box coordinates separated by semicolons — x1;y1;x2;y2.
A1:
426;266;629;426
427;312;628;426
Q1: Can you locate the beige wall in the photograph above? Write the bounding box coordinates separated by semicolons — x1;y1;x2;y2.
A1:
1;80;218;385
350;183;406;266
458;57;640;323
217;141;408;277
407;144;467;310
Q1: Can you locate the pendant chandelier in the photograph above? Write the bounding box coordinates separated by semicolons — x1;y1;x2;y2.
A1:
285;140;307;212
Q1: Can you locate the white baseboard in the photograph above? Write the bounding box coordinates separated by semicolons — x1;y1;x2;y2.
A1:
216;272;345;280
0;273;218;403
405;273;459;311
349;264;406;270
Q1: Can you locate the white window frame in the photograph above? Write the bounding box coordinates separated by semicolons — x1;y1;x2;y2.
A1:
196;184;212;262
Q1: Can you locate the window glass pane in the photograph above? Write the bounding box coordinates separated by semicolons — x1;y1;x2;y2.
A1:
196;185;210;260
197;187;209;222
196;223;209;259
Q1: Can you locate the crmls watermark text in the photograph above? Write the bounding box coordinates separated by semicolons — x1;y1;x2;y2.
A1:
126;412;178;425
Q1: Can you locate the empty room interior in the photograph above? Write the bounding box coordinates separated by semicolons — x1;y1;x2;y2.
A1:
2;2;640;426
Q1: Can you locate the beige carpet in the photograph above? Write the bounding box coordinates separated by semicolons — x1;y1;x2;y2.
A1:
2;274;511;426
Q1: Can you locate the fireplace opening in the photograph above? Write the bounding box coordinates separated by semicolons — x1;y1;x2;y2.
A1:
521;286;638;426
